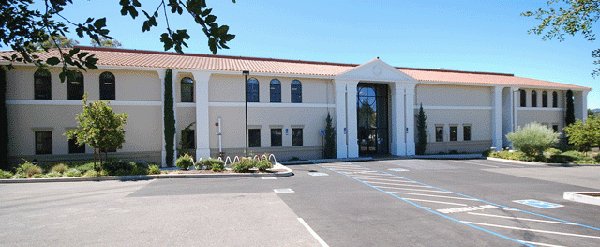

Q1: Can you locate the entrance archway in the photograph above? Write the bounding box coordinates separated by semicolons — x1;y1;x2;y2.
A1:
357;83;389;155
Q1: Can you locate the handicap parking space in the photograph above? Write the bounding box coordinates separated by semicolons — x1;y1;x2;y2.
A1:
317;161;600;247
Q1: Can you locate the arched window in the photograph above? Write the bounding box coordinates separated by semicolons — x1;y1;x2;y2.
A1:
291;80;302;103
67;71;84;100
531;90;537;107
246;78;259;102
181;77;194;102
99;71;115;100
552;91;558;107
542;91;548;107
270;79;281;102
34;69;52;100
519;89;526;107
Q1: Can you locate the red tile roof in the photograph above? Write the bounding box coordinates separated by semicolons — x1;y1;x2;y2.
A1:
0;46;590;90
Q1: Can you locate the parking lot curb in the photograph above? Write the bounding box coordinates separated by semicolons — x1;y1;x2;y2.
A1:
563;192;600;206
0;163;293;183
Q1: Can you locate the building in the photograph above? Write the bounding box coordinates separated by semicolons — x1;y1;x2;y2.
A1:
1;47;591;165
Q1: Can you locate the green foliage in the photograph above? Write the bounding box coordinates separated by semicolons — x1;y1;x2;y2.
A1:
34;35;80;50
323;113;336;159
522;1;600;76
197;158;225;172
148;164;160;175
51;163;69;174
91;37;122;48
0;169;13;179
12;173;26;179
64;168;82;177
563;115;600;152
506;122;560;156
415;104;428;155
565;90;575;126
83;170;100;177
256;160;273;172
489;150;536;162
482;149;493;157
164;69;175;167
101;161;148;176
46;172;62;178
33;173;44;178
16;162;42;178
175;154;194;170
75;162;95;174
65;93;128;170
231;159;255;173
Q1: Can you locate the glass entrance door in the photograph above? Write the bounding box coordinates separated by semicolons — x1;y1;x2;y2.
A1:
357;84;388;155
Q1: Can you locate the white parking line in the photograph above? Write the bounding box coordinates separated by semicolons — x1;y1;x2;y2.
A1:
366;181;432;188
473;222;600;240
378;186;452;194
449;160;499;168
401;198;469;207
353;176;417;183
404;192;480;201
467;212;562;224
297;218;329;247
519;240;566;247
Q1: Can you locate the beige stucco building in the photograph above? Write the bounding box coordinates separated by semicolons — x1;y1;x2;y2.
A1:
1;47;591;165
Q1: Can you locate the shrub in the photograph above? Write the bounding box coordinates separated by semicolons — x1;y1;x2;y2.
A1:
33;173;45;178
51;163;69;174
490;150;536;162
64;168;82;177
12;173;26;179
101;161;131;176
482;149;493;157
130;162;149;176
0;169;13;179
506;122;560;157
148;164;160;175
16;162;43;178
175;154;194;170
231;159;255;173
210;159;225;172
256;160;273;172
46;172;62;178
563;115;600;152
83;170;100;177
562;150;585;161
76;162;96;173
100;170;109;176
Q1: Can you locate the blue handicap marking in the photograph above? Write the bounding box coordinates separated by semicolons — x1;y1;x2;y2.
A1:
308;172;329;176
388;168;409;172
513;199;563;208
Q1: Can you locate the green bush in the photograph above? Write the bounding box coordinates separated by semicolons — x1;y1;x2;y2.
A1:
490;150;536;162
130;162;149;176
33;173;44;178
12;173;26;179
210;159;225;172
231;159;255;173
256;160;272;172
46;172;62;178
175;154;194;170
562;150;585;161
51;163;69;174
148;164;160;175
482;149;493;157
83;170;100;177
75;162;96;173
101;161;131;175
506;122;560;156
0;169;13;179
64;168;82;177
16;162;43;178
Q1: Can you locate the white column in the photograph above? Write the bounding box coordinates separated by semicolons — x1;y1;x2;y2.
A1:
574;91;589;123
405;85;415;155
171;70;178;166
335;81;347;159
157;70;167;167
492;86;503;149
390;83;406;156
192;71;212;160
347;82;359;158
512;87;519;133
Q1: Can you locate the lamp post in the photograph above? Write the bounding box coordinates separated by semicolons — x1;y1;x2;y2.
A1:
243;70;249;157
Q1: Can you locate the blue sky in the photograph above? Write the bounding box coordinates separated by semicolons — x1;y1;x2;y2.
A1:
21;0;600;109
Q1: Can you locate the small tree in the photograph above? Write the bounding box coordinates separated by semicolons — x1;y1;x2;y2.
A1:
323;113;336;159
415;104;427;155
65;93;128;171
563;115;600;153
506;122;560;157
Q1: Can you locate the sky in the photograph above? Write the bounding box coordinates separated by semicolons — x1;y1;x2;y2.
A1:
15;0;600;109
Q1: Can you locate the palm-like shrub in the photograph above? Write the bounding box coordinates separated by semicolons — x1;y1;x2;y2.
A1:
506;122;559;157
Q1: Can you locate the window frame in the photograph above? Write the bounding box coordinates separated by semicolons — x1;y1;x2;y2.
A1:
34;69;52;100
463;125;472;141
270;79;281;103
292;128;303;146
291;80;302;103
99;71;115;100
531;90;537;107
180;77;194;102
248;129;261;147
435;126;443;142
519;89;526;107
449;125;458;142
542;91;548;107
67;71;84;100
246;78;259;102
552;91;558;108
35;131;52;155
68;136;85;154
270;128;282;147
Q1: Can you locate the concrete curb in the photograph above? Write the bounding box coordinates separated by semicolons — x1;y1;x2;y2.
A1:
563;192;600;206
0;163;293;184
486;157;600;166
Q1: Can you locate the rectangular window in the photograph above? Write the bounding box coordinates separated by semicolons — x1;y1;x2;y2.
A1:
248;129;261;147
35;131;52;155
449;126;457;142
270;129;282;147
68;137;85;154
435;126;443;142
292;128;303;146
181;130;195;149
463;125;472;141
552;124;559;132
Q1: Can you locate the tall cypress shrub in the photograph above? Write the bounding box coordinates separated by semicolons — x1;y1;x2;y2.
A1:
0;68;7;169
164;69;175;167
565;89;575;127
323;113;336;159
415;104;427;155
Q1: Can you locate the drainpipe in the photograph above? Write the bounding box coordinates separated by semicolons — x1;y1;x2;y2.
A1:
217;117;222;155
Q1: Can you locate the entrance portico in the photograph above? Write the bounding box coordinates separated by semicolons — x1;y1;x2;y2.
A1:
334;58;418;158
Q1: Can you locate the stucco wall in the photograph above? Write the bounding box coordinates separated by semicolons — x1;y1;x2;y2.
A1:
415;84;492;106
517;109;564;130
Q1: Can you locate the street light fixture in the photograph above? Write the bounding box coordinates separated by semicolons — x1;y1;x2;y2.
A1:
243;70;249;157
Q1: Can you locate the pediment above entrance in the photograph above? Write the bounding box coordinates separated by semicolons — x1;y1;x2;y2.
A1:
335;58;417;84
